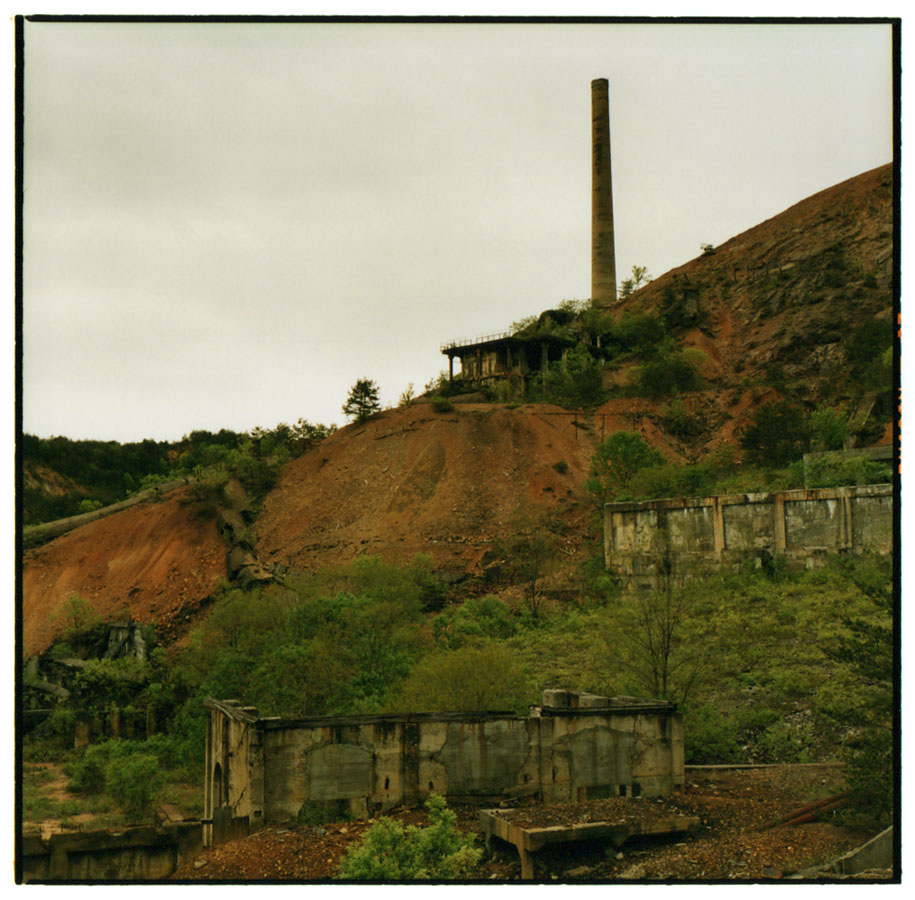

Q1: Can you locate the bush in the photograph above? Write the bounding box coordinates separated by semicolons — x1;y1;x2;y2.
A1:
105;753;163;821
337;794;480;880
738;401;809;467
684;706;740;763
431;396;455;413
808;405;848;451
536;344;606;408
67;739;133;794
630;349;705;398
804;455;890;488
433;595;517;648
397;643;531;714
587;431;664;503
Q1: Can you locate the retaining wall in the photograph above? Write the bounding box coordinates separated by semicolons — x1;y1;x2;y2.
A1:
604;484;892;589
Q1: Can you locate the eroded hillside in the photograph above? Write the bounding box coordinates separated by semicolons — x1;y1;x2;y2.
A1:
22;490;226;656
254;402;604;576
21;165;895;652
618;163;894;387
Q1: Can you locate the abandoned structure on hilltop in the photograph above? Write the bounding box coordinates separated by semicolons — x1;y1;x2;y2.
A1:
202;689;684;846
441;78;617;391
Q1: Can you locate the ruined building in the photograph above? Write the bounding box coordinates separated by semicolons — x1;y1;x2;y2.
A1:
203;690;684;845
441;78;617;391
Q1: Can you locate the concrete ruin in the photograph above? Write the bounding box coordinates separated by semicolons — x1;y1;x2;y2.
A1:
604;484;893;589
203;690;684;846
440;308;577;391
440;77;618;390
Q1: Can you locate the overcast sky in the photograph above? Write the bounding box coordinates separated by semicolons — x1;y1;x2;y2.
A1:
22;19;894;442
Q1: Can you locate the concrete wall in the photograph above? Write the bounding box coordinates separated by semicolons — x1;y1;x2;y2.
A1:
203;693;683;844
604;484;892;589
19;822;202;882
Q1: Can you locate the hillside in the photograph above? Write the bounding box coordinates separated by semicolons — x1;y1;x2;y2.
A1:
618;163;893;388
20;164;895;653
21;490;226;656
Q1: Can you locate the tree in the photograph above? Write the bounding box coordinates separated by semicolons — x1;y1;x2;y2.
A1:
342;378;381;424
619;265;651;298
631;265;652;289
397;644;530;713
493;516;560;617
808;405;849;452
608;578;709;706
398;383;416;408
587;431;664;503
820;561;894;825
738;401;810;467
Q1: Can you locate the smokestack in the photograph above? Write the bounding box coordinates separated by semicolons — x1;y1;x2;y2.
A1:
591;78;616;306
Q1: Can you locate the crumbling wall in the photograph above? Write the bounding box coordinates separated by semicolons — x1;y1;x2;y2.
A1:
604;484;892;589
203;692;683;843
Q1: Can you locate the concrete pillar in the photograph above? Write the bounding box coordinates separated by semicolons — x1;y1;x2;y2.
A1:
773;493;787;555
591;78;617;306
712;498;726;562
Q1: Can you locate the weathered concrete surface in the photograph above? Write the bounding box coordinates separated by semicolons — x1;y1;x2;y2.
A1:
203;691;684;843
831;825;894;876
604;484;892;589
18;822;202;882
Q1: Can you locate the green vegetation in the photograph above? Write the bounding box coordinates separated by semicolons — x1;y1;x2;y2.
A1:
337;794;480;880
535;344;606;407
397;643;531;714
342;378;382;424
25;550;893;830
739;401;810;467
587;431;664;503
22;419;336;526
628;348;706;398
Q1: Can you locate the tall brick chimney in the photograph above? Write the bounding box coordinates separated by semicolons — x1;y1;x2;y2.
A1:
591;78;617;306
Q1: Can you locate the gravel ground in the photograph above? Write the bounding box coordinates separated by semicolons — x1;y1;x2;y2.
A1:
171;764;886;882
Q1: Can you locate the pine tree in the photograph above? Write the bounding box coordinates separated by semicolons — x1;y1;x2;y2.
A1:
342;378;381;424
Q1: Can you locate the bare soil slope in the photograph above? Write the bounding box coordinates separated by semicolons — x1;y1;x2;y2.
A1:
255;402;603;576
22;490;226;656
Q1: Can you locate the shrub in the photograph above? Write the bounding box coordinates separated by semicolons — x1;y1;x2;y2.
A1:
808;405;848;451
684;706;740;763
105;753;163;821
397;643;531;714
433;595;516;648
337;794;481;880
67;739;133;794
738;401;810;467
552;460;569;475
536;344;605;408
630;349;705;398
431;396;455;413
398;383;415;408
804;455;891;488
587;431;664;503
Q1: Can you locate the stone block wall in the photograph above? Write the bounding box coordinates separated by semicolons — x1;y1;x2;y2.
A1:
203;692;684;845
603;484;892;589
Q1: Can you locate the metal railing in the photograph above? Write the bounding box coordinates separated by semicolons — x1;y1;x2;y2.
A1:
440;330;516;352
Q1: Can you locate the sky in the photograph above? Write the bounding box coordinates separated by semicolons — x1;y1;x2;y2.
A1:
21;18;894;442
